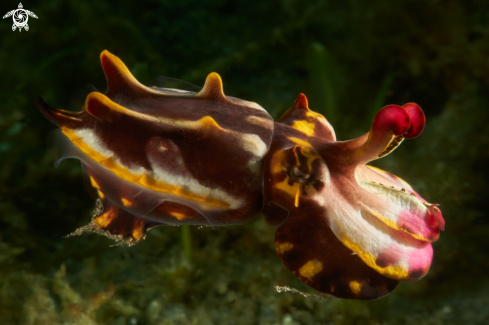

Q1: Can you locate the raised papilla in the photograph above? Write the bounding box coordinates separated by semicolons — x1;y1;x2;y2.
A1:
36;50;445;300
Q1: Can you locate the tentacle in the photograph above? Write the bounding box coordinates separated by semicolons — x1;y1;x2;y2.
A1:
331;103;426;167
353;105;410;164
402;103;425;138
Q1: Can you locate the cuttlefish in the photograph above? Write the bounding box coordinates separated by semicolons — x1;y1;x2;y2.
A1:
35;50;444;300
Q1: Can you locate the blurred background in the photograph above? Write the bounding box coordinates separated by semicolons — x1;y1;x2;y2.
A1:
0;0;488;324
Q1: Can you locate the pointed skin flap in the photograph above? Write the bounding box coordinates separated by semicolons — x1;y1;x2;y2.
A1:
265;100;442;296
34;97;87;128
37;51;275;229
197;72;228;101
278;93;336;141
85;91;141;122
101;50;149;98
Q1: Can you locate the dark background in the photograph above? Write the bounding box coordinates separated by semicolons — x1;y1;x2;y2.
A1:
0;0;488;324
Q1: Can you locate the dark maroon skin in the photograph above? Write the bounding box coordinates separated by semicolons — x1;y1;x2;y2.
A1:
35;51;442;300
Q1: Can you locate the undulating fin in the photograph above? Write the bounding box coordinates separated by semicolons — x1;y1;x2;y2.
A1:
275;209;399;300
278;93;336;141
67;198;162;246
196;72;228;102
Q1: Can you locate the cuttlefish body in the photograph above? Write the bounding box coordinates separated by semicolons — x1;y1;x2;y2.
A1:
36;51;444;300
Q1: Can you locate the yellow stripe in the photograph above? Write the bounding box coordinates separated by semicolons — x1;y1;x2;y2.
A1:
291;120;315;136
90;176;100;189
102;50;138;84
341;236;409;280
97;190;105;199
170;212;188;220
197;116;222;130
366;165;413;190
62;127;230;209
121;198;132;207
275;179;300;199
298;147;318;170
294;186;300;207
305;110;325;120
287;137;313;149
272;151;286;175
88;92;131;115
362;206;430;242
94;210;115;228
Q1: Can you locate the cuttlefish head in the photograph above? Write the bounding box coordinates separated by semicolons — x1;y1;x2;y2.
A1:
263;94;444;300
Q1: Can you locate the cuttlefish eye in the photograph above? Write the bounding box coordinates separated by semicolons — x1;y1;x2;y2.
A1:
264;95;444;300
34;51;444;302
291;166;312;184
287;146;320;185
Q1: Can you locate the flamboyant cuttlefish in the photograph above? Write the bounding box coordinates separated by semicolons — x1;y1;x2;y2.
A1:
35;51;445;300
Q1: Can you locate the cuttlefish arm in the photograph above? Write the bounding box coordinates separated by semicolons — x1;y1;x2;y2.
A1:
265;95;444;300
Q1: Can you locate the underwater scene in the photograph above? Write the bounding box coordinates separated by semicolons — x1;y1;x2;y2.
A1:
0;0;488;324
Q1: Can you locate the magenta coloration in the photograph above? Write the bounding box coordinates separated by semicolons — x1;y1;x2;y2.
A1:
35;51;444;300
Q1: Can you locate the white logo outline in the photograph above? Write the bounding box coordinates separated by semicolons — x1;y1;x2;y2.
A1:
3;3;38;32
